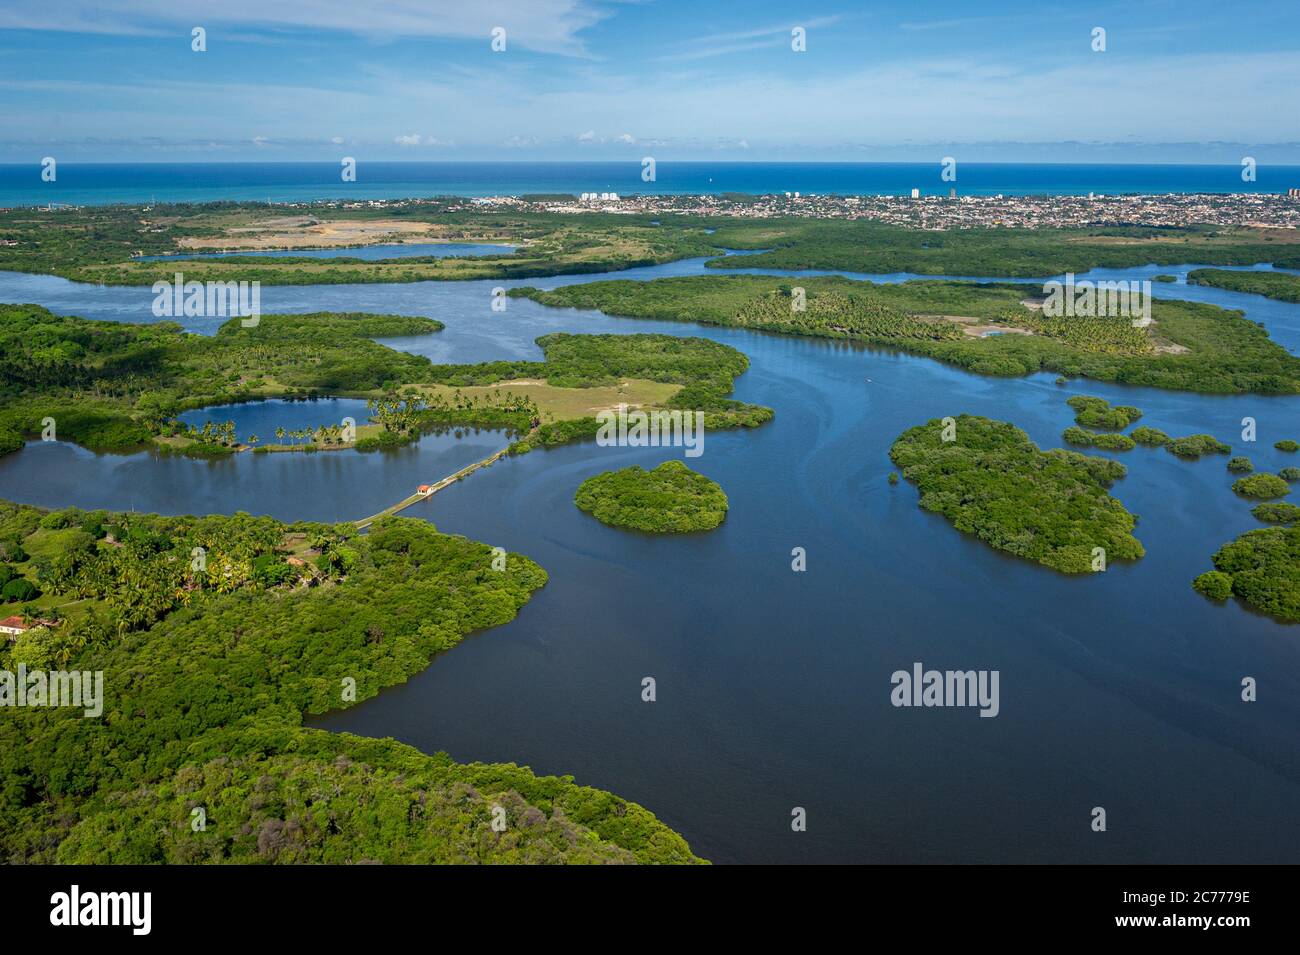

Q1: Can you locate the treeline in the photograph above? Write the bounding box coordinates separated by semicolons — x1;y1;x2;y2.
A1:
1187;268;1300;303
425;332;752;391
698;218;1300;278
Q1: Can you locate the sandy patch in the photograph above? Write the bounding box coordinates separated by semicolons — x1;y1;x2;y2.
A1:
180;218;435;250
921;314;1037;338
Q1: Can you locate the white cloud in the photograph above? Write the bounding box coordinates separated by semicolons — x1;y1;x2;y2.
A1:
615;132;635;144
656;15;845;62
4;43;1298;157
0;0;610;56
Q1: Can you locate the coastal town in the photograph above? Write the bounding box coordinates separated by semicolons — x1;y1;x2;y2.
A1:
12;188;1300;233
478;188;1300;231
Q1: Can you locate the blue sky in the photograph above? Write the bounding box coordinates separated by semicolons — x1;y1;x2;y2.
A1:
1;0;1298;162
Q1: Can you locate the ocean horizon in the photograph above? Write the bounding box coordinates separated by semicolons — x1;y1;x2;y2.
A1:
4;160;1300;207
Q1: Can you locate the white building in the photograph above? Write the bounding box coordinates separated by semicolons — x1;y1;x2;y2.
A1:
1;616;30;639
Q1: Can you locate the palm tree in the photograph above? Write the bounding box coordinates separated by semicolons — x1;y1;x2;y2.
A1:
275;426;285;445
248;434;259;447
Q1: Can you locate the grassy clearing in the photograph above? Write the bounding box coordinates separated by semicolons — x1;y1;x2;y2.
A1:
414;378;681;421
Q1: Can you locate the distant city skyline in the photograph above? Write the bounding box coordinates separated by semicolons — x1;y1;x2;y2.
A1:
2;0;1298;163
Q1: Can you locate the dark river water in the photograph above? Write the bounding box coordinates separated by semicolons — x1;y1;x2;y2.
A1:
1;257;1298;864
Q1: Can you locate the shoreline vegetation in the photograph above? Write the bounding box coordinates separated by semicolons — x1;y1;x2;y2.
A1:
889;415;1144;574
1188;268;1300;303
574;461;728;533
514;275;1300;395
0;305;772;460
0;500;704;863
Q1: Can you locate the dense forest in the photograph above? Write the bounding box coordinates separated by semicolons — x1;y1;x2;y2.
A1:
889;415;1144;574
574;461;728;533
0;500;701;863
515;275;1300;395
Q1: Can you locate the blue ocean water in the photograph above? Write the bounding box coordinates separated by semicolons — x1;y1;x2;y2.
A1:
3;161;1298;207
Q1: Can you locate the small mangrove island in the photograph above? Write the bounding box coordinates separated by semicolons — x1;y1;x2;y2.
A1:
1067;395;1143;430
889;414;1144;574
1193;524;1300;623
574;460;728;533
1232;473;1292;500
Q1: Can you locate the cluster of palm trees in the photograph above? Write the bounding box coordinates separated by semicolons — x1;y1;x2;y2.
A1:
43;532;325;639
1015;309;1152;355
54;546;181;635
366;394;428;434
271;423;351;447
179;419;239;446
744;290;964;343
427;388;539;418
